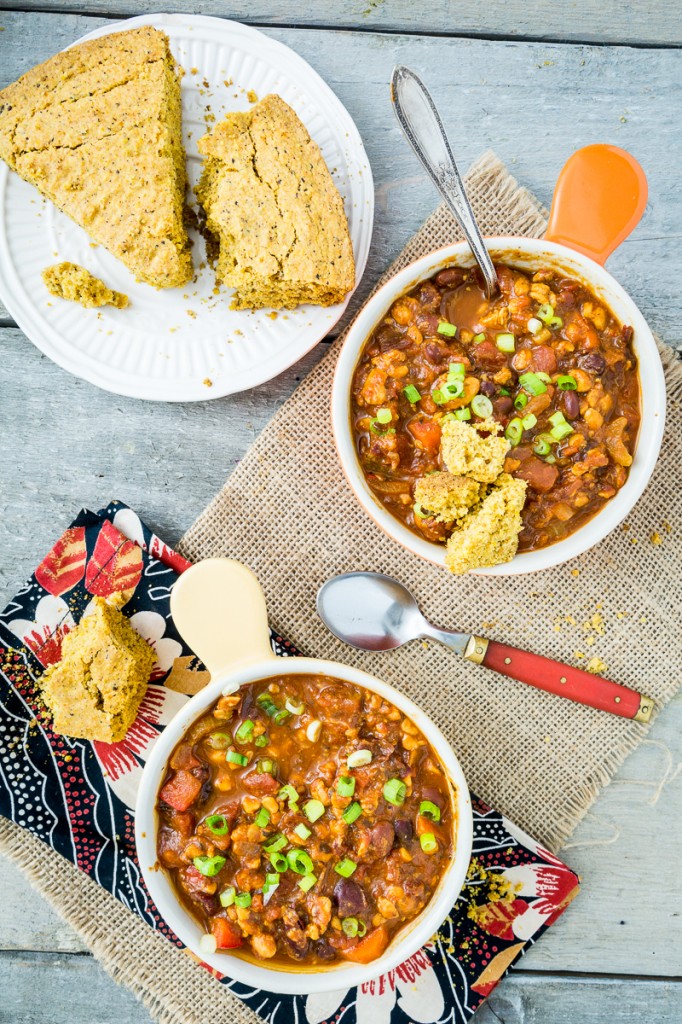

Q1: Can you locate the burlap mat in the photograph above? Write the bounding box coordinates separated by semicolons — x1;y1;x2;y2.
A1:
1;152;680;1024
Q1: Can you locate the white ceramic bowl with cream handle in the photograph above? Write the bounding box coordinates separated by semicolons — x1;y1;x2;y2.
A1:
135;558;473;995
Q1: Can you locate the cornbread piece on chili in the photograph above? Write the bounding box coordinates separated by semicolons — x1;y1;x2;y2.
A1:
440;418;510;484
414;472;484;524
40;598;155;742
0;27;192;289
196;94;355;309
42;262;129;309
445;474;528;575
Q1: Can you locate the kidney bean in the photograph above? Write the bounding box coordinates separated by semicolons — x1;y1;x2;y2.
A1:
415;312;442;337
418;282;441;309
424;342;448;365
479;380;496;398
562;389;580;420
334;878;368;918
394;819;413;843
434;267;465;288
577;352;606;375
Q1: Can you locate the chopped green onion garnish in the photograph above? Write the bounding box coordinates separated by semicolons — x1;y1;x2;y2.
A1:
369;418;396;436
431;389;447;405
287;849;314;875
279;783;299;806
193;855;226;877
204;814;229;836
454;407;471;421
547;315;563;329
448;362;466;377
536;372;552;383
342;917;359;937
334;858;357;878
413;502;426;518
437;321;457;337
533;436;552;456
255;733;269;748
303;799;325;823
442;378;465;399
220;886;236;907
343;801;363;824
347;749;372;768
273;709;291;725
375;408;392;425
527;317;542;334
498;387;511;396
473;332;486;343
420;833;438;854
521;413;537;430
514;392;528;411
549;411;565;427
505;418;524;447
403;384;421;404
263;833;287;853
269;851;288;872
206;732;232;750
556;374;577;390
383;778;407;806
257;692;276;709
551;422;574;441
257;758;275;774
294;822;312;840
337;776;355;797
471;394;493;419
265;872;280;885
519;372;547;396
419;800;442;822
496;333;515;352
357;921;367;937
545;453;557;464
284;697;305;715
235;719;254;744
537;303;554;324
234;892;252;908
254;807;270;828
226;750;248;767
298;874;317;892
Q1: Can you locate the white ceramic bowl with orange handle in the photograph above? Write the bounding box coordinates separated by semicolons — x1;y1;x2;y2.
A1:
135;558;473;995
332;145;666;575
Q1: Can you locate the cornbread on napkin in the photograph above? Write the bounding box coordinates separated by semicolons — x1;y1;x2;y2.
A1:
42;263;129;309
0;27;192;289
196;94;355;309
40;598;155;742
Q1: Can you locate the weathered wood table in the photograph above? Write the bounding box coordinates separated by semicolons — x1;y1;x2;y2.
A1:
1;2;680;1022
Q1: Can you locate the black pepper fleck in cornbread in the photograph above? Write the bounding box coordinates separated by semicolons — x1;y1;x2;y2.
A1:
0;27;192;289
42;262;128;308
195;94;355;310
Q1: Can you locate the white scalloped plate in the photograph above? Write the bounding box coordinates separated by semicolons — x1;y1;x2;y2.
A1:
0;13;374;401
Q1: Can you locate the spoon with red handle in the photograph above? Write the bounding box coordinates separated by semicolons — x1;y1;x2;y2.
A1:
316;571;654;722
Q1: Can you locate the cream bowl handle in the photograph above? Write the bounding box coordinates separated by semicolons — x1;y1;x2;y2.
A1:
170;558;276;678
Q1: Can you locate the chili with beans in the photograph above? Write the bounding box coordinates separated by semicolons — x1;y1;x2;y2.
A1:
351;264;640;551
156;674;454;966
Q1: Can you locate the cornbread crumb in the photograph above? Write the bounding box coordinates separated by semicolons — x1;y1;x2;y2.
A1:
441;418;509;483
203;378;213;387
246;89;258;103
40;598;155;742
196;94;355;310
651;531;662;545
42;262;128;309
586;656;608;675
445;474;527;575
414;472;484;524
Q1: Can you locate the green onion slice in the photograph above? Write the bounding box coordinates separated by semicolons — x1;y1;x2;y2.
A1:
226;750;248;767
536;372;552;383
498;387;511;396
471;394;493;419
257;758;275;774
375;407;392;425
303;799;325;823
254;807;270;828
269;851;288;872
342;917;359;937
235;719;254;744
343;801;363;824
254;733;269;748
263;833;287;854
473;332;486;343
193;855;226;877
279;783;299;806
420;833;438;854
419;800;442;822
545;453;557;464
537;303;554;324
256;692;276;710
551;422;574;441
496;333;516;352
273;708;291;725
413;502;426;518
287;849;314;875
556;374;577;390
220;886;236;907
294;822;312;841
337;776;355;797
521;413;537;430
234;892;252;909
533;436;552;456
403;384;421;404
547;315;563;328
204;814;229;836
448;361;466;377
206;732;231;750
369;419;396;436
518;372;547;396
454;407;471;421
527;317;542;334
437;321;457;337
347;749;372;768
383;778;407;806
334;858;357;878
505;418;524;447
514;392;528;411
431;389;447;405
298;874;317;892
284;697;305;715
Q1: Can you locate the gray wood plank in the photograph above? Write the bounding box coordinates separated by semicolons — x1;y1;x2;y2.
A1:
1;950;680;1024
1;0;681;47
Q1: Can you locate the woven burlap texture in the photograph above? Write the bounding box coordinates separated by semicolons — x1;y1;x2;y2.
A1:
1;152;680;1024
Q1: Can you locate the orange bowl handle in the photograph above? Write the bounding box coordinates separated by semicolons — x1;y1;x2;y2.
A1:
544;144;648;265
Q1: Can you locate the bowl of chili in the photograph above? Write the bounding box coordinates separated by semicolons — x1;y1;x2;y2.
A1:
332;146;666;574
135;558;473;994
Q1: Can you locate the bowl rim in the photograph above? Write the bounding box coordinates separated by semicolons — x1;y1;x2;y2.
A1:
331;236;666;575
135;656;474;995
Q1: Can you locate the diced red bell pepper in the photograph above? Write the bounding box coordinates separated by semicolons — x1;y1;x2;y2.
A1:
242;772;280;796
211;917;243;950
408;418;442;455
159;770;203;812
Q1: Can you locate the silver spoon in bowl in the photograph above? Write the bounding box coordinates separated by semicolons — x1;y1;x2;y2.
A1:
316;571;654;722
391;64;499;299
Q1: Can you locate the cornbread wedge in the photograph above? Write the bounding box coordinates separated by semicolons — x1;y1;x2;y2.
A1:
196;94;355;309
40;598;155;743
0;27;192;289
414;471;484;524
445;474;528;575
42;262;128;309
440;417;510;484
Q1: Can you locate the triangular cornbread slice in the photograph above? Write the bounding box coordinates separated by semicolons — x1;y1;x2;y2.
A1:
196;94;355;309
0;27;192;289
